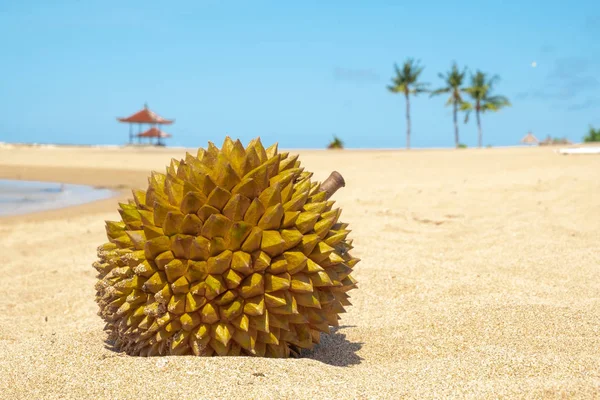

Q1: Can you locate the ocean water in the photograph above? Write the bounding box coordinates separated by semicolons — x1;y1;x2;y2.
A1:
0;179;115;216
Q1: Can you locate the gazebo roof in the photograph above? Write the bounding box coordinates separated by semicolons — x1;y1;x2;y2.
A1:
136;127;172;138
118;105;174;124
520;132;539;144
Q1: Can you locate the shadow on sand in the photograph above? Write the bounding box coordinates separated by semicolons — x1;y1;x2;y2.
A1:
102;326;363;366
300;325;363;367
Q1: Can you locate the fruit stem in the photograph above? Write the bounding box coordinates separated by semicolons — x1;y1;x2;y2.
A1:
321;171;345;200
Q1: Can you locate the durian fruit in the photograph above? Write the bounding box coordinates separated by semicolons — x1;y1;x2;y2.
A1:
93;137;359;357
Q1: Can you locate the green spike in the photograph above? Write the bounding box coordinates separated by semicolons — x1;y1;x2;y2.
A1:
247;137;268;164
180;191;207;215
268;256;288;274
133;260;158;278
164;259;188;282
252;250;271;272
265;142;278;159
144;236;171;260
222;194;252;221
284;251;308;274
283;190;308;212
167;293;186;314
231;251;253;275
105;221;126;239
225;221;253;250
212;322;234;346
189;169;216;196
281;211;300;229
205;274;227;297
221;136;236;157
214;290;237;306
295;212;320;234
261;230;286;257
303;201;328;214
243;163;270;193
305;259;324;273
241;227;263;253
196;204;220;222
269;168;300;188
250;309;270;333
231;313;250;332
200;302;220;324
206;186;231;211
233;327;257;351
243;295;265;316
231;178;259;199
279;153;299;171
143;271;168;293
126;230;146;250
238;273;264;299
180;214;203;235
201;214;233;239
223;268;243;289
207;250;233;274
265;272;291;292
163;211;185;236
310;271;334;287
142;225;163;240
257;204;284;230
264;291;287;308
186;261;208;282
281;229;303;250
297;234;320;256
185;293;207;312
209;237;227;257
268;313;290;331
189;236;210;261
294;292;321;309
309;241;335;263
179;312;202;332
154;250;175;270
290;273;313;293
258;329;279;345
258;184;282;211
243;198;265;226
165;178;184;206
152;201;178;228
219;299;243;322
228;139;248;177
170;234;194;259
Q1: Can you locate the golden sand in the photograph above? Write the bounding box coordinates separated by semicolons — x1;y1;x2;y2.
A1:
0;145;599;399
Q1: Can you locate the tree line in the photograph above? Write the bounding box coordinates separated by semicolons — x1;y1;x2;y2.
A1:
387;58;511;149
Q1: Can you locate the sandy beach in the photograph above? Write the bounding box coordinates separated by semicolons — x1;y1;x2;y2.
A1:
0;144;599;399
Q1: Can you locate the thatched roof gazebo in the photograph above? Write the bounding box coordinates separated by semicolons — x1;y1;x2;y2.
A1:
136;127;172;146
520;131;539;145
117;104;175;144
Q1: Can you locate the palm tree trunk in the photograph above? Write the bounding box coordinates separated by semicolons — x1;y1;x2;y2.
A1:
476;109;482;148
453;101;459;147
405;92;411;149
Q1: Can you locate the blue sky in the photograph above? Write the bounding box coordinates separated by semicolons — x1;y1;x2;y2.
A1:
1;0;599;148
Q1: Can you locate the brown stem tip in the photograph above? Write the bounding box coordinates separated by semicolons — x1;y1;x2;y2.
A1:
321;171;345;200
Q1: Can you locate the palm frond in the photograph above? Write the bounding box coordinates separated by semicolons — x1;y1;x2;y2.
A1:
387;58;429;97
430;87;451;97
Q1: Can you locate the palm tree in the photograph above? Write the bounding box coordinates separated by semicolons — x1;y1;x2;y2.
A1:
387;59;429;149
430;63;468;148
461;71;511;148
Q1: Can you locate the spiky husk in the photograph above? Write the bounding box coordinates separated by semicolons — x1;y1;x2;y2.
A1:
93;137;359;357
